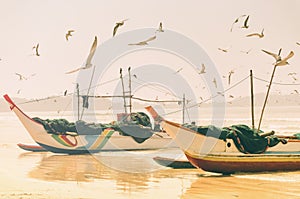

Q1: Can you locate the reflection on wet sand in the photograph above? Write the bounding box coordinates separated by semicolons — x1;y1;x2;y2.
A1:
181;172;300;199
27;152;199;193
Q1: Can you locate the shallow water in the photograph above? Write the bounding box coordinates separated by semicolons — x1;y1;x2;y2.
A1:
1;107;300;198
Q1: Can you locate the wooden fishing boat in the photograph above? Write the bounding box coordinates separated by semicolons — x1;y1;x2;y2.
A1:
153;156;195;169
17;143;47;152
145;106;300;173
185;152;300;174
4;95;177;154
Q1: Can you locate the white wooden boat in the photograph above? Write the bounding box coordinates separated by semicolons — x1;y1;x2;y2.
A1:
4;95;177;154
145;106;300;173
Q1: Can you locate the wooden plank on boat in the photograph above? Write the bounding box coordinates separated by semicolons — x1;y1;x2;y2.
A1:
17;143;47;152
153;156;195;169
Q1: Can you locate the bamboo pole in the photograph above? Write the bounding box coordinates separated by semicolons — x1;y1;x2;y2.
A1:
120;68;127;114
128;67;132;114
182;94;185;124
257;65;277;131
250;70;255;130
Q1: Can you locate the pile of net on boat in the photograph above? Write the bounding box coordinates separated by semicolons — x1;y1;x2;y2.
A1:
32;112;154;143
183;123;290;154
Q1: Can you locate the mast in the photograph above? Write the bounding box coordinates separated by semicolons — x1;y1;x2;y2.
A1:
250;70;255;130
258;65;277;131
76;83;80;121
182;94;185;124
128;67;132;114
120;68;128;114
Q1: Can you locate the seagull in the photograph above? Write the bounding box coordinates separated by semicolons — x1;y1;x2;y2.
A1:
218;47;230;53
230;14;246;32
65;36;98;74
32;44;40;56
198;64;206;74
133;74;137;78
246;29;264;38
128;35;156;46
229;95;234;98
228;70;234;85
288;72;297;76
241;15;250;29
275;51;294;66
65;30;74;41
64;90;68;96
294;90;299;94
15;73;36;80
156;22;164;33
240;49;252;54
261;48;282;64
296;42;300;46
212;78;217;88
174;67;183;74
113;19;128;37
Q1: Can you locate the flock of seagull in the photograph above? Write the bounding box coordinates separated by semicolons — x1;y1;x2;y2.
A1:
11;16;299;102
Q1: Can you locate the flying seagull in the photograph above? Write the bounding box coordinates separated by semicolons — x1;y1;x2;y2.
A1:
212;78;217;88
228;70;234;85
113;19;128;37
156;22;164;33
15;73;36;80
198;64;206;74
65;36;98;74
241;15;250;29
174;67;183;74
64;90;68;96
65;30;74;41
240;49;252;54
275;51;294;66
128;35;156;46
296;42;300;46
218;47;230;53
261;48;282;64
32;44;40;56
246;29;264;38
230;14;246;32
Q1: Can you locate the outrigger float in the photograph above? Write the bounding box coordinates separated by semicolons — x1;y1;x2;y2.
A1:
146;106;300;174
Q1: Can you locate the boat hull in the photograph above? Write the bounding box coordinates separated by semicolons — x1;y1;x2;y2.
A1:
186;152;300;174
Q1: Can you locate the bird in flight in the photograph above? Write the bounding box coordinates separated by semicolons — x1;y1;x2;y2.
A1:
65;36;98;74
241;15;250;29
212;78;217;88
32;44;40;56
228;70;234;85
113;19;128;37
275;51;294;66
246;29;264;38
174;67;183;74
296;42;300;46
15;73;36;80
198;64;206;74
240;49;252;54
65;30;74;41
230;15;246;32
218;47;230;53
128;35;156;46
156;22;164;33
288;72;297;76
64;90;68;96
261;48;282;64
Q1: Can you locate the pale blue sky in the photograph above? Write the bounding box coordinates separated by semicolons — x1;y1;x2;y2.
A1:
0;0;299;100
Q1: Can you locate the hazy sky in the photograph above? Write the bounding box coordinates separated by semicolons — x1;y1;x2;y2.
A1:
0;0;299;101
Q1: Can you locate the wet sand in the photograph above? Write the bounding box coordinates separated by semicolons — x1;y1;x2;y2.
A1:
1;145;300;199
